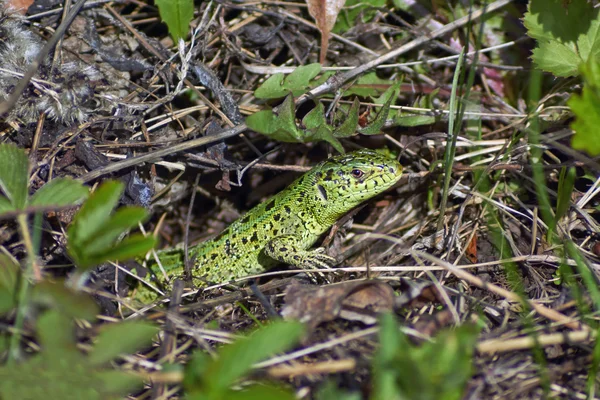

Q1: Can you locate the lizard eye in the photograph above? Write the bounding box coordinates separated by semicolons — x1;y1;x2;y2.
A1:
350;169;364;179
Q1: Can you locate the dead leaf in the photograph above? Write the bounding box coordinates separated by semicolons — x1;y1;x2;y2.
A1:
339;281;395;324
281;280;394;330
466;233;477;263
306;0;346;64
394;278;445;308
4;0;33;14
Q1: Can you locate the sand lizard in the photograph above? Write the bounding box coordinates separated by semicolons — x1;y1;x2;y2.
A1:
135;149;403;301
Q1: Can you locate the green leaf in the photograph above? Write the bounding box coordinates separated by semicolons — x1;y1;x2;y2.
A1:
333;0;386;34
88;234;156;267
88;321;157;365
556;167;576;222
81;207;149;255
302;104;345;153
246;94;301;141
95;370;144;395
155;0;194;42
333;98;360;138
0;254;19;314
37;311;78;360
372;313;402;400
342;72;391;98
255;64;322;99
357;94;394;135
372;313;479;400
0;308;154;400
248;94;347;152
204;321;304;394
524;0;600;77
316;381;361;400
68;180;124;247
0;195;15;214
283;64;322;94
29;177;88;207
0;143;29;210
31;281;98;320
531;41;581;77
392;114;437;127
569;60;600;155
224;385;297;400
67;180;155;269
255;73;287;99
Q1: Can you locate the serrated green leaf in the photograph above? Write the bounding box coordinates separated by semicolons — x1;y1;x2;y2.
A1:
88;321;157;365
29;178;88;207
333;98;360;138
531;42;581;77
524;0;600;77
155;0;194;42
67;180;155;269
205;321;304;394
255;64;322;99
68;180;123;248
0;143;29;210
0;195;15;214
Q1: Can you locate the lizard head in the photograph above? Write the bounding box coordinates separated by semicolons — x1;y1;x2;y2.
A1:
311;149;403;222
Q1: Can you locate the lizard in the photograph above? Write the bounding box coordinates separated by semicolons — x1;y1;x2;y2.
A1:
133;149;403;302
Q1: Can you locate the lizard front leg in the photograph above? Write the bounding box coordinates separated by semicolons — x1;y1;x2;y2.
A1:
264;235;337;270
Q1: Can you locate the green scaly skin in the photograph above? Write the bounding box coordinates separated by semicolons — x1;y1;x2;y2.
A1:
134;149;403;302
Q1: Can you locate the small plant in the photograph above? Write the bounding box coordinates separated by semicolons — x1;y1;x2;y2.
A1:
247;73;396;153
371;313;479;400
0;308;157;399
524;0;600;155
67;180;156;270
155;0;194;42
0;143;157;397
0;143;88;214
183;320;304;400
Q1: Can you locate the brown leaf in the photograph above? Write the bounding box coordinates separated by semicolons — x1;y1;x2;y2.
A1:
281;280;394;330
394;278;445;308
306;0;346;64
466;233;478;263
4;0;33;14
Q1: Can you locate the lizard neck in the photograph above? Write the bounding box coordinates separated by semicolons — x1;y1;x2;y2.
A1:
301;172;347;228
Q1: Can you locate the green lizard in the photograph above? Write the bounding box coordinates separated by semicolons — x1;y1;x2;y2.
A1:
134;149;402;302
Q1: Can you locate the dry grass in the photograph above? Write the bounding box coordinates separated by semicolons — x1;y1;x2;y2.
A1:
1;0;599;398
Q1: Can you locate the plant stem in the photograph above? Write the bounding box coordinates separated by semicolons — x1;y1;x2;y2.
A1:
8;213;36;364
